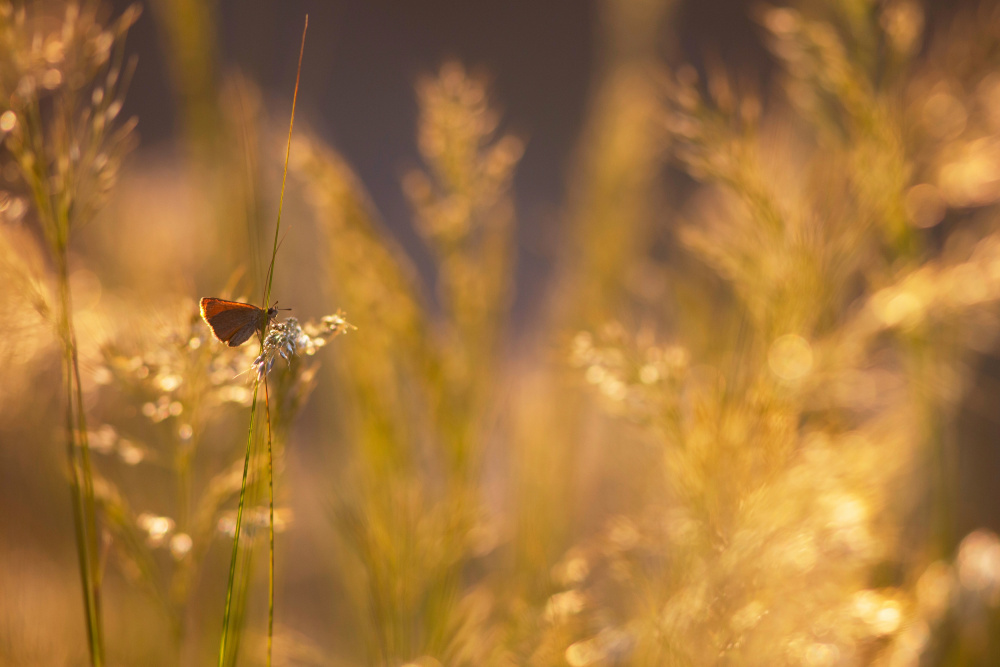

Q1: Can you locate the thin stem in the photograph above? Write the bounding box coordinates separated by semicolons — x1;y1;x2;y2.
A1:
264;376;275;667
71;324;101;582
64;350;99;664
262;15;308;310
56;246;105;666
218;16;307;666
217;381;259;667
225;439;264;667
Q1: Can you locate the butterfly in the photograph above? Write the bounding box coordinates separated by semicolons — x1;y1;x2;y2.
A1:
200;297;278;347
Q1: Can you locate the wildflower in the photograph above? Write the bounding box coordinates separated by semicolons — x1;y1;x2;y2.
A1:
251;312;354;380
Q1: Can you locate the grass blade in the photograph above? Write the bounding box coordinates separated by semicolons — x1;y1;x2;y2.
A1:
217;383;260;667
218;15;308;667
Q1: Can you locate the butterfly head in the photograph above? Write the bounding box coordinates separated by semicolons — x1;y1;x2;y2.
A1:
268;302;291;321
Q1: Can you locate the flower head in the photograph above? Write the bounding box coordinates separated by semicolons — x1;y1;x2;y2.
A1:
252;311;354;380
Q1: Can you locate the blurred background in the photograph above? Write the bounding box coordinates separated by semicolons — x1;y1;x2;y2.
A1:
4;0;1000;664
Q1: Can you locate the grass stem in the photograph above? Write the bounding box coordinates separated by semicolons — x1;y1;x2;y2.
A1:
264;377;275;667
217;383;259;667
217;15;307;666
56;244;105;666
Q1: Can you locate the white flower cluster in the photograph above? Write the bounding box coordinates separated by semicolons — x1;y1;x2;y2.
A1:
252;312;354;380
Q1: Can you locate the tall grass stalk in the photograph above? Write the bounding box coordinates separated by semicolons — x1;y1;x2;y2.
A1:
217;376;260;667
0;4;140;663
216;15;307;667
21;52;108;667
56;205;104;666
263;378;276;666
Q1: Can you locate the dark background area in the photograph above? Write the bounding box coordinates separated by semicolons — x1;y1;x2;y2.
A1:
112;0;977;323
112;0;772;324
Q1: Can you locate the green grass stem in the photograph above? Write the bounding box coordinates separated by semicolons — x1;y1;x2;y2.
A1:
217;15;307;667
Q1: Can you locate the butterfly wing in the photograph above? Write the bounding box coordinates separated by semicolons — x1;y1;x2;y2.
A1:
226;320;261;347
200;297;257;319
200;298;265;346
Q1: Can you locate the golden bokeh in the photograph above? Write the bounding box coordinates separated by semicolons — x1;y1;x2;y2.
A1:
3;0;1000;665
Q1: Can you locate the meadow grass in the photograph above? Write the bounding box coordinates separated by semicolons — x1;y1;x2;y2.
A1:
0;3;140;663
216;16;308;667
4;0;1000;665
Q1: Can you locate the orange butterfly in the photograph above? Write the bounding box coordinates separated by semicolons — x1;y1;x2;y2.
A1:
200;297;278;347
